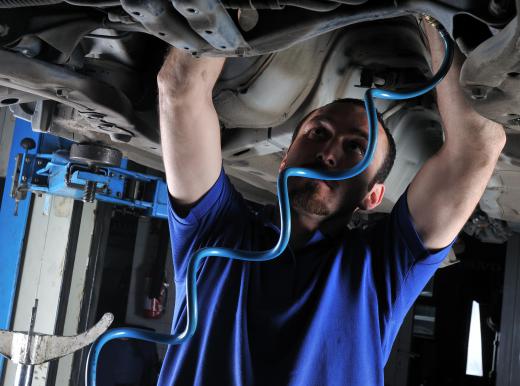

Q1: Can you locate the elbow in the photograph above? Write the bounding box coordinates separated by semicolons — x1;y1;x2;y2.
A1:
476;120;507;158
453;119;506;158
495;125;507;151
443;121;506;169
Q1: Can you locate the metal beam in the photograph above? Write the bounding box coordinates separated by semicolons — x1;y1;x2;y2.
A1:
0;119;39;378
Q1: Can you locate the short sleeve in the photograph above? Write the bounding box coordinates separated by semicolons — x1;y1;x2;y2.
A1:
372;190;456;361
166;167;250;282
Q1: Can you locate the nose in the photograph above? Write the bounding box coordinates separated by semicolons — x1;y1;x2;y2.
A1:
316;143;339;168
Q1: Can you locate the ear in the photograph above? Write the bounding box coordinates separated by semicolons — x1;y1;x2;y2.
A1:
359;183;385;211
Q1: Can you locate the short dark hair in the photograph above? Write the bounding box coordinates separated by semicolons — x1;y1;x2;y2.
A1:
290;98;396;189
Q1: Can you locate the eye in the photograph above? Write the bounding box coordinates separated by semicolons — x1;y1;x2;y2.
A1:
346;140;366;156
308;126;328;139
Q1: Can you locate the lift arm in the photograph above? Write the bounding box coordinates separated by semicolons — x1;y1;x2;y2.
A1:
10;134;169;219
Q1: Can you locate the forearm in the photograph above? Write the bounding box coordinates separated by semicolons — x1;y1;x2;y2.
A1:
407;22;506;250
423;21;505;154
158;48;225;206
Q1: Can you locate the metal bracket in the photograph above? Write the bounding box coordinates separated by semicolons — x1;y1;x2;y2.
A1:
121;0;211;54
171;0;250;53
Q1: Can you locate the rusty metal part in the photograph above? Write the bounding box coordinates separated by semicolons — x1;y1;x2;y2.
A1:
460;3;520;128
120;0;211;53
0;313;114;366
0;48;155;141
171;0;250;53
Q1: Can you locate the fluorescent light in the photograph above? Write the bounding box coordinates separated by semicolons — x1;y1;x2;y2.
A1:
466;301;483;377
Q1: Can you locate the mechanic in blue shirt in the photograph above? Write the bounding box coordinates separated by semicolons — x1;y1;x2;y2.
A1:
155;23;506;386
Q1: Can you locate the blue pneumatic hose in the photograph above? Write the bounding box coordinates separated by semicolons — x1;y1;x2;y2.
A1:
86;22;453;386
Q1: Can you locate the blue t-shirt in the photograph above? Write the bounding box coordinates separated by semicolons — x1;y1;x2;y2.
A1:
158;168;452;386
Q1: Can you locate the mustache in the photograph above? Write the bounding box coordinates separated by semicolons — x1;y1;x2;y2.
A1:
291;162;340;189
296;161;329;170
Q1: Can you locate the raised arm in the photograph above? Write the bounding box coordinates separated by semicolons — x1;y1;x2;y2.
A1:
157;49;225;208
407;22;507;250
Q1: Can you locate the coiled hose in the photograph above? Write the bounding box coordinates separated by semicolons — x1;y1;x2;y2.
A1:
86;20;454;386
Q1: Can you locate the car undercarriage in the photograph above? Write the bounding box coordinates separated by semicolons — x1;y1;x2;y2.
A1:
0;0;519;240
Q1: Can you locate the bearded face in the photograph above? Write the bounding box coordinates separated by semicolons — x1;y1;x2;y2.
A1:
290;180;332;216
280;102;388;220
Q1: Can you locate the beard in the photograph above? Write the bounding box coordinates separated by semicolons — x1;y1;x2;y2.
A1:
290;180;333;216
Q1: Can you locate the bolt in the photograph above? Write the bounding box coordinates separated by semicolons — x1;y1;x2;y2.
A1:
21;176;27;182
373;76;386;87
116;192;121;198
56;89;68;99
25;157;31;164
508;117;520;126
37;160;43;166
83;181;96;203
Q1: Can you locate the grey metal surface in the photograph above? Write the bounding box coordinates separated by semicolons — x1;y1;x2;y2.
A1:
69;202;112;386
0;48;152;142
52;201;97;385
215;31;335;129
0;108;15;178
171;0;249;53
0;87;42;107
11;300;37;386
1;194;114;385
0;313;113;366
13;365;33;386
120;0;211;53
460;11;520;128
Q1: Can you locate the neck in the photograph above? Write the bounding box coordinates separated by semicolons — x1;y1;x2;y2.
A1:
273;206;353;251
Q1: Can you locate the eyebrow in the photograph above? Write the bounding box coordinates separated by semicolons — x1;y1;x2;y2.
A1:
312;117;369;141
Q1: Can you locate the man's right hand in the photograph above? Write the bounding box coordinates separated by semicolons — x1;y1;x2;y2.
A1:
158;48;225;210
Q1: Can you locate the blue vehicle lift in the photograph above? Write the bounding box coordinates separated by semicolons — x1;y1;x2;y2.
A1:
0;119;168;375
0;119;169;378
0;119;40;376
8;131;169;220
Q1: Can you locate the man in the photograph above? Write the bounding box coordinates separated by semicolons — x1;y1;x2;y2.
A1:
156;22;505;386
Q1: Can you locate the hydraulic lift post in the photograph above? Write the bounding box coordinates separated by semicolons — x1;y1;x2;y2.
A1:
0;119;39;378
0;119;170;385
